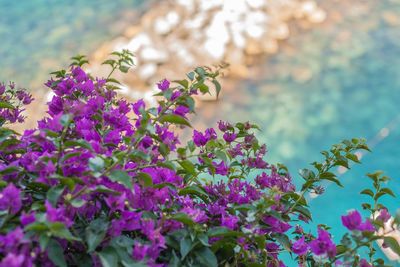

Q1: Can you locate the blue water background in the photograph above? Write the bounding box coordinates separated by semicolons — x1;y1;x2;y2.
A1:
1;0;400;265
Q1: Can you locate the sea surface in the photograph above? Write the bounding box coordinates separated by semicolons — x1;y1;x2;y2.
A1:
195;0;400;264
1;0;400;265
0;0;147;90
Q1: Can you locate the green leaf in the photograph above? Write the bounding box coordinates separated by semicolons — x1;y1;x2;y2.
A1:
173;79;189;88
0;101;14;109
360;189;374;197
159;114;191;127
46;185;65;206
70;198;86;208
86;218;109;253
119;65;130;73
49;222;81;241
180;236;192;259
207;226;239;238
64;139;93;150
60;114;71;127
346;153;360;163
106;78;121;85
194;67;206;77
98;247;119;267
321;175;343;187
109;170;132;189
274;234;291;251
384;237;400;256
171;213;195;226
293;205;312;221
47;239;67;267
179;186;209;202
0;128;17;142
178;160;196;175
186;71;195;81
89;156;104;173
137;172;153;187
212;79;222;98
198;234;210;247
102;59;116;66
299;169;315;180
380;188;396;198
195;247;217;267
39;234;50;250
214;150;227;162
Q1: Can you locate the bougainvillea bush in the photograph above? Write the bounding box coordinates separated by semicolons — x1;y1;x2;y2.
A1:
0;51;399;267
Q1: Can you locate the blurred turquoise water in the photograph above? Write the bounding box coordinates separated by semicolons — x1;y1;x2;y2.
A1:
1;0;400;265
199;0;400;264
0;0;146;90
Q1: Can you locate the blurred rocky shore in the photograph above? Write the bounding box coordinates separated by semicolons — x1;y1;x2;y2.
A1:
88;0;326;101
19;0;327;131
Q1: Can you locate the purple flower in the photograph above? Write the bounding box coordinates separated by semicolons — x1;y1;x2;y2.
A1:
0;227;25;249
358;220;375;232
157;79;170;91
104;129;121;145
72;66;87;82
292;236;308;256
173;105;190;117
132;99;145;116
213;161;229;176
341;210;375;232
132;243;149;261
45;201;72;227
263;216;291;233
378;208;391;223
359;259;372;267
0;183;22;214
309;228;336;258
192;128;217;147
341;210;362;230
223;132;237;143
221;214;239;230
0;253;25;267
217;120;231;132
0;83;5;95
20;212;35;226
180;207;208;223
193;130;208;147
170;91;181;101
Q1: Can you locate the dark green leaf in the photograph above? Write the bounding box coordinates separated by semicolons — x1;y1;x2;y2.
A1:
384;237;400;256
171;213;195;226
0;101;14;109
212;79;221;98
179;186;209;202
380;188;396;198
159;114;191;127
360;189;374;197
180;236;192;259
50;222;81;241
89;156;104;173
64;139;93;150
137;172;153;187
346;153;360;163
47;239;67;267
178;160;196;175
86;218;109;253
109;170;132;189
195;247;217;267
173;79;189;88
98;247;119;267
46;185;65;206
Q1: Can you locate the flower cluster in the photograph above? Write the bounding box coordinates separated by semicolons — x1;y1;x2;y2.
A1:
0;53;397;266
0;82;33;125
